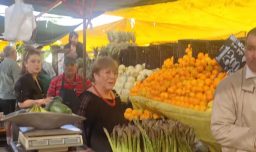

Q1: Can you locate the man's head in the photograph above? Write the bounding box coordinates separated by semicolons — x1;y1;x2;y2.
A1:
64;56;77;78
3;46;17;60
69;31;78;46
245;28;256;72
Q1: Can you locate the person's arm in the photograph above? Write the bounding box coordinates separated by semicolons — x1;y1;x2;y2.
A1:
78;93;97;147
211;80;256;151
15;77;52;108
18;98;49;108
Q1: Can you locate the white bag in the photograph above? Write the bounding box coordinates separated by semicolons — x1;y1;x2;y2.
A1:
4;0;36;41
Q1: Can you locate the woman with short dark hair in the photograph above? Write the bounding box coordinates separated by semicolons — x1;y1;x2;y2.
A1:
78;56;130;152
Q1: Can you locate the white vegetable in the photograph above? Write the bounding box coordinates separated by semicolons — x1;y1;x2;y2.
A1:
120;94;128;102
115;83;124;89
142;63;146;69
121;89;130;96
117;75;127;83
131;70;139;77
115;64;155;101
127;66;134;71
127;76;135;83
135;64;143;71
120;89;130;102
137;74;146;82
118;65;126;75
145;69;153;76
114;86;122;94
118;64;126;71
118;69;125;75
124;82;134;89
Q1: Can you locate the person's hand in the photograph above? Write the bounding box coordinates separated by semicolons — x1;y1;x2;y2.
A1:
44;97;53;104
36;97;53;106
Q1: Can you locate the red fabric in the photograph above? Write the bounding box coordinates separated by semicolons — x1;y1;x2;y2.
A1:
47;74;90;97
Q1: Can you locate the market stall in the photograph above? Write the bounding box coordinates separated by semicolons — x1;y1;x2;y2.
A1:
1;97;85;151
1;0;253;151
111;44;226;151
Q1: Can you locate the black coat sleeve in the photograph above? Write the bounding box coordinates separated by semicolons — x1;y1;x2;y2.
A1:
14;78;30;103
78;93;98;147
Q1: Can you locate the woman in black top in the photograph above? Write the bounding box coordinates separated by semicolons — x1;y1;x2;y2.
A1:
15;46;52;108
78;56;130;152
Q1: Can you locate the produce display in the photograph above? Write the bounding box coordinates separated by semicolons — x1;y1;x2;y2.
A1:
104;119;196;152
29;96;72;114
124;108;161;121
114;64;154;102
130;45;226;112
45;96;72;114
1;97;85;131
29;105;48;113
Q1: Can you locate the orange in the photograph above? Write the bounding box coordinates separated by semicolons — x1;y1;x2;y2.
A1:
205;78;212;86
125;108;133;114
197;52;204;59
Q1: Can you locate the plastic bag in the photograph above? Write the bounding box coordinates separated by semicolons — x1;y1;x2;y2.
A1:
4;0;36;41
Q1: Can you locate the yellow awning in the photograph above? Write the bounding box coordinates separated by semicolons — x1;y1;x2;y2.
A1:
0;40;9;52
107;0;256;33
59;0;256;50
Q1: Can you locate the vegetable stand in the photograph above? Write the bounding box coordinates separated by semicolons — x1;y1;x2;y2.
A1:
130;95;221;152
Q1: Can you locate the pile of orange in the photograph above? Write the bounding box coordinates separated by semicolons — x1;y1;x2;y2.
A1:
124;108;161;121
130;45;226;111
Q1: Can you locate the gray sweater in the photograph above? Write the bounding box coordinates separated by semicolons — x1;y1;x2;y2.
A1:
0;58;21;99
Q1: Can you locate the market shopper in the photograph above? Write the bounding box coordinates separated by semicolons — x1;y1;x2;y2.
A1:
15;46;52;108
211;27;256;151
64;31;84;59
78;56;130;152
47;56;89;113
0;46;21;114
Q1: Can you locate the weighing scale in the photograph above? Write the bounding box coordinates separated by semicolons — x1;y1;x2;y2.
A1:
17;124;83;152
1;110;86;151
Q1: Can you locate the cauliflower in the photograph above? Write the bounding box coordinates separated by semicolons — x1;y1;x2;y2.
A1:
127;76;136;83
124;82;134;89
135;64;143;72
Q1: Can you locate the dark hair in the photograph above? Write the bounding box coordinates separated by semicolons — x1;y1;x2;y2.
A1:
3;46;15;57
64;56;77;65
21;46;41;74
69;31;78;42
91;56;118;82
246;28;256;41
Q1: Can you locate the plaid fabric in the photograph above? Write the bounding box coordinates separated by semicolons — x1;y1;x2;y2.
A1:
47;74;88;97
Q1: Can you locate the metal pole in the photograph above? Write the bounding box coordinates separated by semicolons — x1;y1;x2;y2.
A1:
82;0;87;89
35;0;63;18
